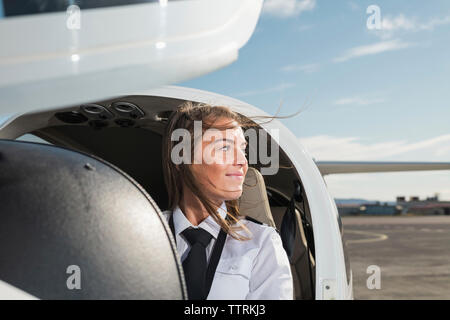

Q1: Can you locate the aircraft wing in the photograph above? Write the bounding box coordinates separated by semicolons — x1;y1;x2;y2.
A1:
0;0;263;115
316;161;450;176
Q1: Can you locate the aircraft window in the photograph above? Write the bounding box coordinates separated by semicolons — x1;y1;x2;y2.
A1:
16;133;53;145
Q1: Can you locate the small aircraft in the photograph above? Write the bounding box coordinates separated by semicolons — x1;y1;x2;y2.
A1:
1;0;449;300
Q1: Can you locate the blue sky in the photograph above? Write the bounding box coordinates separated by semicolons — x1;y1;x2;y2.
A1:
179;0;450;201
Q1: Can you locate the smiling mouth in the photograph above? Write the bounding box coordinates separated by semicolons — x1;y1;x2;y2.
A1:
226;174;244;179
226;173;243;176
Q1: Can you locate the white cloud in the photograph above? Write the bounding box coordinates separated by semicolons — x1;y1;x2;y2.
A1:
280;63;319;73
381;14;416;32
297;24;314;32
300;134;450;201
333;39;414;63
262;0;316;18
439;189;450;200
324;172;450;201
420;15;450;30
298;134;450;161
371;14;450;39
436;145;450;157
333;96;385;106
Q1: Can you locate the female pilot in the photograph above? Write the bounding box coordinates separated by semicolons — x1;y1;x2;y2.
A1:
161;101;293;300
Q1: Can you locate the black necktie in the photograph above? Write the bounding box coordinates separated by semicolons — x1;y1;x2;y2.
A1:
181;228;213;300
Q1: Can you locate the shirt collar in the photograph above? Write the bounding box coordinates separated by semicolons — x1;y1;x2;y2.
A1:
172;201;227;240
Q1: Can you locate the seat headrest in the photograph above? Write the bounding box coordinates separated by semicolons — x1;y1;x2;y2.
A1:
0;140;185;299
238;167;276;228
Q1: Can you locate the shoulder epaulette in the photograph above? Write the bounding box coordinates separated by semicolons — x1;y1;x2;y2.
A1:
244;216;263;225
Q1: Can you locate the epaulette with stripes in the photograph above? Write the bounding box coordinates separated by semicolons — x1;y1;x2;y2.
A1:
244;216;280;234
244;216;263;225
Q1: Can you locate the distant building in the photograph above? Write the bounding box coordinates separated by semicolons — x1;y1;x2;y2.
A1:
337;204;360;216
396;194;450;216
359;203;400;216
336;194;450;216
406;203;450;215
336;202;400;216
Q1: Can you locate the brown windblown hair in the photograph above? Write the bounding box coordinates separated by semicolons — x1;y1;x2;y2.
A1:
162;101;261;241
162;100;305;241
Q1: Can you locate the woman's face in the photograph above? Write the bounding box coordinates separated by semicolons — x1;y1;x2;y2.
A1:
190;117;248;203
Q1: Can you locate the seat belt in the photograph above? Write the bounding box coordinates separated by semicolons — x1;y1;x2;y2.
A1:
280;180;315;299
280;180;301;261
169;213;227;300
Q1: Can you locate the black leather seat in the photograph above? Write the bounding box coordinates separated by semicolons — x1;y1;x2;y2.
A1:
0;139;186;299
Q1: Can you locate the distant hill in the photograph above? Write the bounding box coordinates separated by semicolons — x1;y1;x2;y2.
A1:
334;198;396;206
334;198;373;205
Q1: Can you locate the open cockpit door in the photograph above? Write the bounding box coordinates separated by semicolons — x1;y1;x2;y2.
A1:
0;139;186;299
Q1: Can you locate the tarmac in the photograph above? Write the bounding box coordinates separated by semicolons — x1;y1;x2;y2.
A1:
341;215;450;300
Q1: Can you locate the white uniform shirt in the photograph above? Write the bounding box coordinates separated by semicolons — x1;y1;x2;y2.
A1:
162;201;294;300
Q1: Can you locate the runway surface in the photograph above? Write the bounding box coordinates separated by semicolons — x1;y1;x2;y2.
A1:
341;215;450;300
